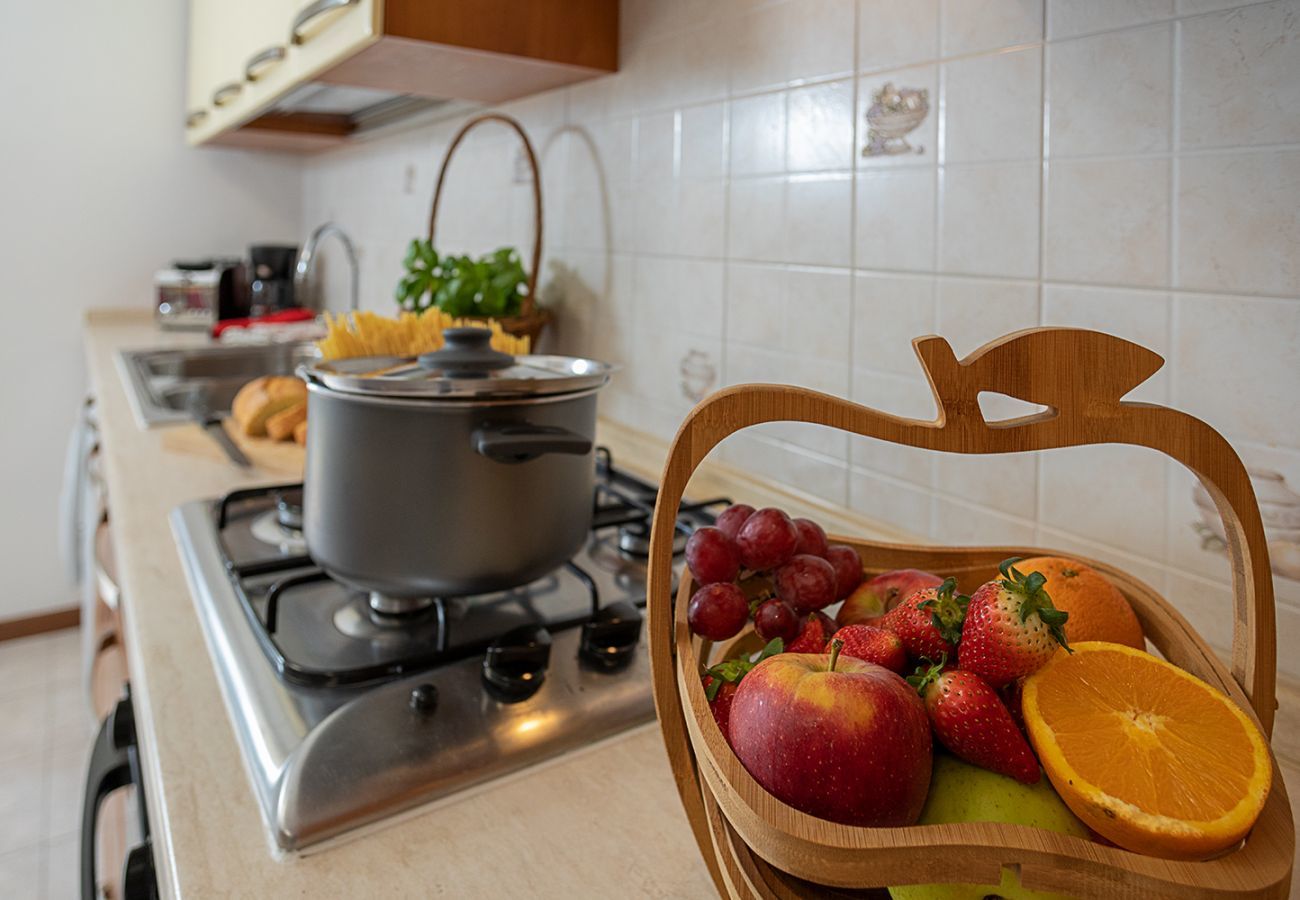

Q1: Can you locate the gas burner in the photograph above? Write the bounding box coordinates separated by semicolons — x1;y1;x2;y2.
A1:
334;596;447;647
276;487;304;530
249;510;307;555
368;592;437;616
616;521;686;558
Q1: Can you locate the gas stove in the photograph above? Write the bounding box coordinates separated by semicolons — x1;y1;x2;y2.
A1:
171;449;723;852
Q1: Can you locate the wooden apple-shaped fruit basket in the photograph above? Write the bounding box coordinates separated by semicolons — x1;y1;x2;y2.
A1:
645;328;1295;899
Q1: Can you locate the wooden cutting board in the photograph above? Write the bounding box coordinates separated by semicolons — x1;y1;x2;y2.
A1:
160;418;305;477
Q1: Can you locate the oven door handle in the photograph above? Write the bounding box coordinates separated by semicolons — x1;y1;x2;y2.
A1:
82;695;133;900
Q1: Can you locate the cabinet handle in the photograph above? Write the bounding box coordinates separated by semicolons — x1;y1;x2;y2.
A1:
291;0;359;44
244;45;286;82
212;82;243;107
185;110;208;128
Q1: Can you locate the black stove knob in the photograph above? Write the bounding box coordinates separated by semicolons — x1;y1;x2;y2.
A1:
482;625;551;702
580;601;643;672
409;683;438;714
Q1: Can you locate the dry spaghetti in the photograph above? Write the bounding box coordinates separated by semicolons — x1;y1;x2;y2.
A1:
316;309;530;361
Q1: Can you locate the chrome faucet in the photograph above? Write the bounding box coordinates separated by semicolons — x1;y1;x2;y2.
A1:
295;222;359;312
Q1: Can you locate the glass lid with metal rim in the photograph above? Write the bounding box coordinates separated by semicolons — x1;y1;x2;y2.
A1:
300;327;614;399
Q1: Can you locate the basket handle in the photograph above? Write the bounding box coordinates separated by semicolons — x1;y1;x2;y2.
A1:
427;112;542;317
647;328;1276;747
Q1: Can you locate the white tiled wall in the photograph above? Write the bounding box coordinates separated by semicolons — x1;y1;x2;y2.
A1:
302;0;1300;673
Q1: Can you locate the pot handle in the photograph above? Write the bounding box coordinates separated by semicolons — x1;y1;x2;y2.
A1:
473;423;591;464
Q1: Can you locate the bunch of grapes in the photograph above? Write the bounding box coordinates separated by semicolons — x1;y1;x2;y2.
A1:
685;504;864;644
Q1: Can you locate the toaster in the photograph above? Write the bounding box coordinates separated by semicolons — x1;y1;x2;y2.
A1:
154;259;248;331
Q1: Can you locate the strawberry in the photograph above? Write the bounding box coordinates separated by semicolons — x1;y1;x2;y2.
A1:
909;658;1040;784
957;558;1071;689
877;577;968;662
829;625;907;673
786;610;837;653
701;638;784;742
1001;677;1028;737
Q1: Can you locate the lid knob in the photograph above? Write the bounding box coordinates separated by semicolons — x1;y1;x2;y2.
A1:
417;327;515;376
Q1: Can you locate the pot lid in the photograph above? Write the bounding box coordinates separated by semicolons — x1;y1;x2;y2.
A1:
301;327;613;399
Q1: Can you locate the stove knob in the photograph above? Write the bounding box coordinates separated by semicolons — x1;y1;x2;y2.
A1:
409;683;438;714
580;601;643;671
482;625;551;702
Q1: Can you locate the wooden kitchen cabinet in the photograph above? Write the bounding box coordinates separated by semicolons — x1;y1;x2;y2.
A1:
186;0;618;152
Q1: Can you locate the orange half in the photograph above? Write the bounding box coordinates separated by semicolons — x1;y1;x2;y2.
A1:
1022;641;1273;860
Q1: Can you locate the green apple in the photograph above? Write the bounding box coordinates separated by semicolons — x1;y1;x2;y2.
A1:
889;754;1090;900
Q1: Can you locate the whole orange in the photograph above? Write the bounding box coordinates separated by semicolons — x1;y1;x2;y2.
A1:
1014;556;1144;649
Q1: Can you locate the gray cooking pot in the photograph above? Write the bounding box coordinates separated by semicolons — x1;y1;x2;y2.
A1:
299;328;612;599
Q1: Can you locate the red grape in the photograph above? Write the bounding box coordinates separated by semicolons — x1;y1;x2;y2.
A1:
735;508;799;571
825;544;864;599
792;517;829;557
773;553;838;613
753;599;801;644
685;526;739;585
687;583;749;641
714;503;756;542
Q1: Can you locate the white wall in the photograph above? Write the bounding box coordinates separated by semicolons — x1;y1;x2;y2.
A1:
0;1;302;620
302;0;1300;675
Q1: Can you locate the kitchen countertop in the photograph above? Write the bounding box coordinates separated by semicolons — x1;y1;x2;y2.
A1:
86;309;1300;897
83;308;913;899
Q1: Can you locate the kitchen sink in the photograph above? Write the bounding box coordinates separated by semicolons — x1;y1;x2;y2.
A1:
118;343;317;427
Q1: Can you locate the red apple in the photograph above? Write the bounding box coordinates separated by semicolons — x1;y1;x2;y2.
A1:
836;568;943;627
729;642;932;826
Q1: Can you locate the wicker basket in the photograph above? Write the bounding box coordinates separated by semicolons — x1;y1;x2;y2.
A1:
427;112;551;348
644;327;1295;899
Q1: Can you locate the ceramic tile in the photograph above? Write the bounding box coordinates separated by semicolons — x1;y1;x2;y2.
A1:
932;496;1039;546
857;66;939;167
942;46;1042;163
672;177;727;258
858;0;940;72
1032;526;1169;593
784;174;853;266
726;262;786;347
0;846;41;899
1047;25;1173;157
715;430;850;506
936;277;1040;356
728;0;856;94
725;345;851;458
848;370;940;485
46;832;78;900
938;162;1040;279
633;256;725;340
849;467;934;536
784;267;854;363
1173;293;1300;448
0;689;45;764
1164;460;1241;584
1179;1;1300;150
1040;284;1171;402
855;167;937;272
1165;570;1236;653
1176;149;1300;296
936;451;1038;518
786;80;855;172
852;272;937;377
644;23;730;111
634;111;677;181
1276;601;1300;679
0;752;42;854
1044;157;1170;287
679;103;726;179
940;0;1044;56
1039;444;1169;561
729;92;786;176
44;743;88;840
728;175;787;261
631;176;676;255
1046;0;1173;38
1176;0;1275;11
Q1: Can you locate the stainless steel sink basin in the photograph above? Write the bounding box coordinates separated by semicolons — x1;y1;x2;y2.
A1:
118;343;317;427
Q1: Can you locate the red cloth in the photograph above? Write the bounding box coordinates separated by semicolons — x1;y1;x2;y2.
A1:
212;308;317;337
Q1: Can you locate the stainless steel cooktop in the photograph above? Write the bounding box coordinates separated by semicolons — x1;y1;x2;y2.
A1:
170;453;719;852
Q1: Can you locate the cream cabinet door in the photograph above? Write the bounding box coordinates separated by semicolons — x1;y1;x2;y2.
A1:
186;0;382;145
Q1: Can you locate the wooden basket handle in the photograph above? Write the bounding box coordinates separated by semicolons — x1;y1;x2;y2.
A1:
427;112;542;317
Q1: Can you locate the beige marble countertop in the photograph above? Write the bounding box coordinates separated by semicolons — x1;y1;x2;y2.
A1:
83;310;745;898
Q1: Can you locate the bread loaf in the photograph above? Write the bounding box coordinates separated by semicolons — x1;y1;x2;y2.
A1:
293;419;308;445
265;401;307;442
231;376;307;437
